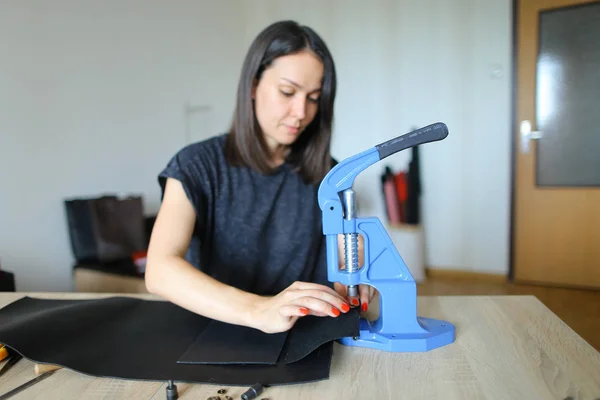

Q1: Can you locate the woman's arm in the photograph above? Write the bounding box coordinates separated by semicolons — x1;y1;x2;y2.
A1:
145;178;259;327
145;178;350;333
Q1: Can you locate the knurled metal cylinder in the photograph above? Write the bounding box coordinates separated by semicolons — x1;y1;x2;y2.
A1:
343;189;359;274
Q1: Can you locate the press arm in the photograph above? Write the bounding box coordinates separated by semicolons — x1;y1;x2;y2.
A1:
318;122;449;233
375;122;448;160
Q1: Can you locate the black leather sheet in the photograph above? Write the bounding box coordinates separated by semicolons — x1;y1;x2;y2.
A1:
0;296;359;385
177;320;288;365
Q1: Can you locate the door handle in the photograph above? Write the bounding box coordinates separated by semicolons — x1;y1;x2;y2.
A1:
520;120;542;154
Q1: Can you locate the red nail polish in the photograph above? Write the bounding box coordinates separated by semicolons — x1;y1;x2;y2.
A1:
332;307;340;316
300;307;309;315
361;302;368;312
351;298;359;306
341;303;350;312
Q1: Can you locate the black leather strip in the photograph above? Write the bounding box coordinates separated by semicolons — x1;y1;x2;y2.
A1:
0;296;359;385
280;308;360;364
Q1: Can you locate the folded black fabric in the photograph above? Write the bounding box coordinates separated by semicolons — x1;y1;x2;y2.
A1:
279;305;360;364
177;320;288;365
0;296;359;385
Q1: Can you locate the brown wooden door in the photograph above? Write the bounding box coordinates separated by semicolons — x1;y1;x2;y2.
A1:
513;0;600;288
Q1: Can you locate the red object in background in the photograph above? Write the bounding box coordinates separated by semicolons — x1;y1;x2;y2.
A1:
395;172;408;223
131;250;148;274
131;250;147;260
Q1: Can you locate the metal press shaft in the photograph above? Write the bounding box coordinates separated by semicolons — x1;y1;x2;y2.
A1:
343;189;359;298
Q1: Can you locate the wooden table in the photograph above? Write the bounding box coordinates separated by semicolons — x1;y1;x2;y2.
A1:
0;293;599;400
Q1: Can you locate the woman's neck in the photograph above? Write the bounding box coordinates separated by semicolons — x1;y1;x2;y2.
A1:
264;138;290;167
269;146;289;167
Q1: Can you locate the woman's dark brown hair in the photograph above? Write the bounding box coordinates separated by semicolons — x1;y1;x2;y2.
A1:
224;20;337;184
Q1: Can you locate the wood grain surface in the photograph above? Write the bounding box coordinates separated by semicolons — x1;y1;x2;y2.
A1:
0;293;598;400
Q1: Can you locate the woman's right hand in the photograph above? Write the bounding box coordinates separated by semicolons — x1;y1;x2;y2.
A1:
249;281;351;333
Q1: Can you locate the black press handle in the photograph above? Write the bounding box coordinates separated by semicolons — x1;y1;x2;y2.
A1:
375;122;449;160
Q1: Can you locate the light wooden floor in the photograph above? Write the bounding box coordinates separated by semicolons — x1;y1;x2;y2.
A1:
417;275;600;352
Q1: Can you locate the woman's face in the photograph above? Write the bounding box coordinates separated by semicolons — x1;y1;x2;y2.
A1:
253;50;324;153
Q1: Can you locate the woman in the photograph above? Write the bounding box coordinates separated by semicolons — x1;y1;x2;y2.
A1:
145;20;374;334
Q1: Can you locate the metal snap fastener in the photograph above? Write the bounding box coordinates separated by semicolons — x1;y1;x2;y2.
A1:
217;389;227;394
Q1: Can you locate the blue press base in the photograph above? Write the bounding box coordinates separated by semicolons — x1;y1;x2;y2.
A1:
338;316;456;352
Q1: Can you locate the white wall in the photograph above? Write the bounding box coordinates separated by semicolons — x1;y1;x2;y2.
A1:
0;0;512;291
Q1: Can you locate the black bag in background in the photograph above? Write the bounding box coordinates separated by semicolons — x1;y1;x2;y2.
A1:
0;270;15;292
64;195;146;264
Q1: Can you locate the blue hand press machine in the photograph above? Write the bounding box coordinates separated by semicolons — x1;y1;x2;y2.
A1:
318;122;455;352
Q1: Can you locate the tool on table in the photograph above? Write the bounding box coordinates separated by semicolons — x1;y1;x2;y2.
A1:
0;363;59;400
0;351;22;379
0;345;8;362
34;363;62;376
166;379;178;400
241;382;264;400
318;122;456;352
